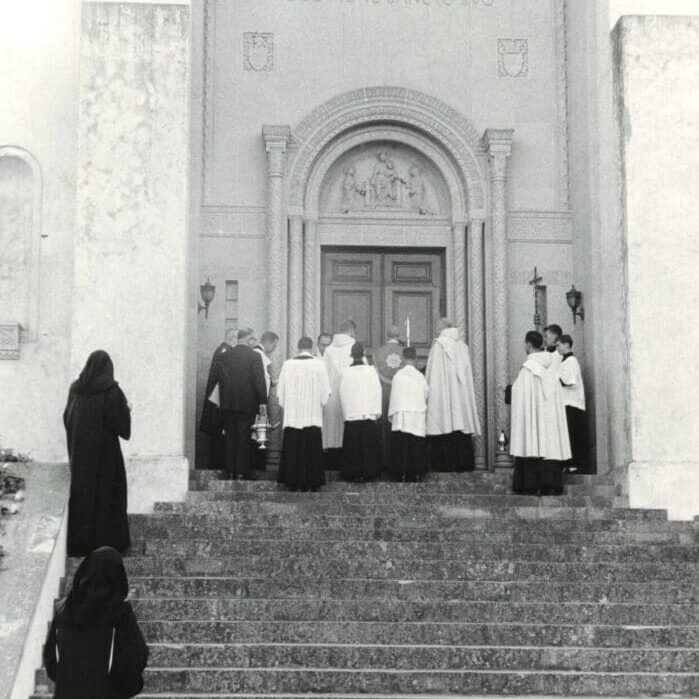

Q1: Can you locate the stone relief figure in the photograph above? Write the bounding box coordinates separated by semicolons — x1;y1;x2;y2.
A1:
407;164;428;214
340;165;362;213
368;150;404;207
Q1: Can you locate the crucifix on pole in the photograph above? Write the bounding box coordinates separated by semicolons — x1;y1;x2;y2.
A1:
528;267;547;333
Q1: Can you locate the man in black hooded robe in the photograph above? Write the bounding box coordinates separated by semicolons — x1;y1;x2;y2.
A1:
63;350;131;557
199;329;236;469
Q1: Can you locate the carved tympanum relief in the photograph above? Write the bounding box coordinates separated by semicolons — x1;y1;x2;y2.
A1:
320;143;448;217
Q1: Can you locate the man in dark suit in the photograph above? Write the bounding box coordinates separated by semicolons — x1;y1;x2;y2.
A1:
213;326;268;479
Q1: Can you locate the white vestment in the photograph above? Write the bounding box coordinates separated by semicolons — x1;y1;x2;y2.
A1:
277;353;331;429
425;328;480;436
254;346;272;396
559;354;586;411
510;350;571;460
388;365;428;437
322;334;355;448
339;364;382;421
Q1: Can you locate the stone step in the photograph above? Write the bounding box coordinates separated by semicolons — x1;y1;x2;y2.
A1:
118;667;699;695
123;576;698;604
127;598;698;625
136;620;699;648
193;479;619;498
66;556;696;581
134;539;698;564
139;643;699;673
128;526;696;547
128;513;696;538
154;500;667;522
185;490;613;508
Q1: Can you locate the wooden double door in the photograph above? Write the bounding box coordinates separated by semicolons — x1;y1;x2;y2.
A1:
321;247;446;361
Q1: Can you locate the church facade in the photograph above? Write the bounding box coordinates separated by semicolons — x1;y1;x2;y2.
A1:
0;0;696;518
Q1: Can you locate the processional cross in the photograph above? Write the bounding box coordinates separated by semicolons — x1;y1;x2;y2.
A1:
528;267;547;333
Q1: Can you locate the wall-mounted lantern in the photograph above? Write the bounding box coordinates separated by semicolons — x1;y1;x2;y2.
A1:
566;285;585;324
198;278;216;319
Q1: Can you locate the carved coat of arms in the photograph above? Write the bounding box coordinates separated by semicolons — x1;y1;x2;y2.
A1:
497;39;528;78
244;32;274;72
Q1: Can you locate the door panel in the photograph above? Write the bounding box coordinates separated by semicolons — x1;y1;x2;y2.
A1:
322;248;447;361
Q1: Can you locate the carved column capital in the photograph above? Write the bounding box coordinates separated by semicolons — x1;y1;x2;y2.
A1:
484;129;514;182
263;124;291;177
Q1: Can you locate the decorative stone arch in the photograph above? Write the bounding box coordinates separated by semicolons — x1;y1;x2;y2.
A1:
288;86;487;214
0;146;43;355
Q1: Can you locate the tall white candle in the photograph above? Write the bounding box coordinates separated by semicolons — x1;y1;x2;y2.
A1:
406;315;411;347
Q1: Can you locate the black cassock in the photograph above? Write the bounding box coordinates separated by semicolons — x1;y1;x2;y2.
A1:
389;431;428;480
278;426;326;490
199;342;232;470
341;420;381;481
64;351;131;558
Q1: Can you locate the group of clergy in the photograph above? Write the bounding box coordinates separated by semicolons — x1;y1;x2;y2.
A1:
277;316;481;488
508;324;589;495
200;318;588;495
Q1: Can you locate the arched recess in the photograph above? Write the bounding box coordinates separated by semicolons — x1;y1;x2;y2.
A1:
0;146;42;352
288;86;487;214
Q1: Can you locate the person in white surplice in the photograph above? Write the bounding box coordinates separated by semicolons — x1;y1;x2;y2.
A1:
321;319;356;469
339;342;382;482
425;318;480;471
276;336;331;492
388;346;429;481
510;330;571;495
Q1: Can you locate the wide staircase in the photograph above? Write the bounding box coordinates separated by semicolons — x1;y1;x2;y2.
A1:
36;469;698;698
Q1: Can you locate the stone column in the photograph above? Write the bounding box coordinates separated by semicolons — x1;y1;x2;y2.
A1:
303;217;318;339
72;2;191;512
288;212;304;355
452;221;467;335
484;129;514;468
262;125;291;357
468;212;487;468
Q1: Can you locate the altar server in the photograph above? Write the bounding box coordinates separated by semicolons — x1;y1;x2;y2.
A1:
277;337;331;491
322;319;357;468
510;330;571;495
373;325;404;466
388;347;429;481
558;334;590;473
425;319;480;471
339;342;382;481
544;323;564;370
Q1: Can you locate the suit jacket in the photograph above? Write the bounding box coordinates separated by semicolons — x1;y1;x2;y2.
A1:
214;344;267;414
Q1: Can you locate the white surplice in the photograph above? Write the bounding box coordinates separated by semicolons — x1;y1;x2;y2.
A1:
510;350;571;461
322;333;355;448
254;346;272;396
425;328;480;436
559;353;586;411
388;365;429;437
339;364;382;421
277;353;331;429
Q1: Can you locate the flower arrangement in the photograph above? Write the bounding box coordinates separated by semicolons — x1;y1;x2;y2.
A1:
0;445;30;565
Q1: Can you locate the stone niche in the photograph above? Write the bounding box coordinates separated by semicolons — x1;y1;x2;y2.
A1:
0;148;41;357
319;141;450;219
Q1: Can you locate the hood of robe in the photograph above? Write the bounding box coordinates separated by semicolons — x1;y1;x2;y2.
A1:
435;328;466;384
62;547;128;628
74;350;117;395
331;333;355;348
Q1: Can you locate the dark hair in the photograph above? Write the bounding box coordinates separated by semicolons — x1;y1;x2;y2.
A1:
261;331;279;343
544;324;563;340
350;342;365;365
317;332;332;343
560;334;574;347
403;347;417;360
525;331;544;349
237;327;253;341
340;319;357;334
297;336;313;350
